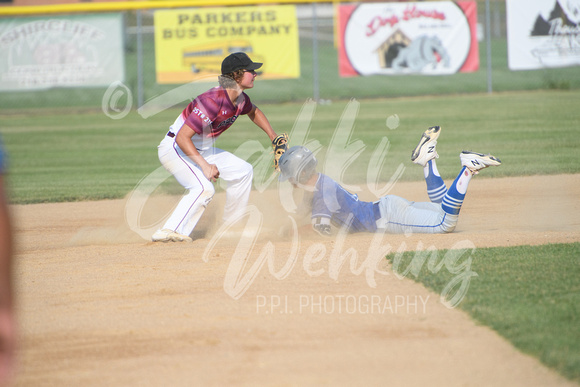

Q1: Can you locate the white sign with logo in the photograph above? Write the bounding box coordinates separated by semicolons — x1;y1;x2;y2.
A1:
338;2;478;76
0;14;125;91
506;0;580;70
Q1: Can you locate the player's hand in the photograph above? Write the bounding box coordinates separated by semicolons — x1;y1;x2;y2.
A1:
313;223;332;236
203;163;220;182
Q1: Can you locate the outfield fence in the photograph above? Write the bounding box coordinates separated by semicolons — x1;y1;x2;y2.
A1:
0;0;578;112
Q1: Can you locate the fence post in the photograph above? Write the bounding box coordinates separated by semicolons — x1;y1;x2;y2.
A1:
485;0;493;94
312;2;320;102
493;0;501;38
136;9;144;108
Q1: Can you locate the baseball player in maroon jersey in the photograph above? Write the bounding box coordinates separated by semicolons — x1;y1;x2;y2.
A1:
152;52;284;242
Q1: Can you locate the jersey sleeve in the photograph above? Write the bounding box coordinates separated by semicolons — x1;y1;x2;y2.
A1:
311;195;332;220
184;96;221;134
311;175;339;220
239;93;254;116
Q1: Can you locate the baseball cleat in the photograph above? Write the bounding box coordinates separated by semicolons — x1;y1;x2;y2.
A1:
460;151;501;174
152;228;193;242
411;126;441;167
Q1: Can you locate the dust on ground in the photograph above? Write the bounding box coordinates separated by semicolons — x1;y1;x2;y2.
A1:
10;174;580;386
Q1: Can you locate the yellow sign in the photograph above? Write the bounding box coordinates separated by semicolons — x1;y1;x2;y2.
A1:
154;5;300;83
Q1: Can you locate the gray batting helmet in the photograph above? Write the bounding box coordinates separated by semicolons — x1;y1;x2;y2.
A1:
278;146;318;184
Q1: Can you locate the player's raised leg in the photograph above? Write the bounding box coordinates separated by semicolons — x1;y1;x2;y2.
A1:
384;151;501;234
411;126;447;203
459;151;502;175
440;151;501;227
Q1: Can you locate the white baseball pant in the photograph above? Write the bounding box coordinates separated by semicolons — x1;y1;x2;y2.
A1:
375;195;458;234
158;136;253;237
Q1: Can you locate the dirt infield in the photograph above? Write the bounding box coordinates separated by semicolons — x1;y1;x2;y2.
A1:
10;174;580;386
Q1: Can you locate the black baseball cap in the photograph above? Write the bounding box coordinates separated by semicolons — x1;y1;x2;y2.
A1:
221;52;262;75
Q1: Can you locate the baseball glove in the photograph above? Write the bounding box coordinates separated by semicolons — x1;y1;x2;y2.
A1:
272;133;289;171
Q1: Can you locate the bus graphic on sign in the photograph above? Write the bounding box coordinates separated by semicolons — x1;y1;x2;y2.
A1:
182;40;264;74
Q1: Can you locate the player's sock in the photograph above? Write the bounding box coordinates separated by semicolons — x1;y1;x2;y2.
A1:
441;166;472;215
424;160;447;203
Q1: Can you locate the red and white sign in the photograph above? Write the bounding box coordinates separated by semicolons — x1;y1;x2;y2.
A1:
338;1;478;77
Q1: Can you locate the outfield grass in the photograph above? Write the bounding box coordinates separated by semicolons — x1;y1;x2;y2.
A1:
1;89;578;204
1;36;580;109
0;29;578;384
386;243;580;383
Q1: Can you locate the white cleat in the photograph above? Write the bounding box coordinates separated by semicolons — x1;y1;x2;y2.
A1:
460;151;501;174
152;228;193;242
411;126;441;167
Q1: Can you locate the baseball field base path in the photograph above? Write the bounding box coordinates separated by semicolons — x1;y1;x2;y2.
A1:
11;174;580;386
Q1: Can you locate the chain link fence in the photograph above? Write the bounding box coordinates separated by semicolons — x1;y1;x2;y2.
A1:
0;0;578;112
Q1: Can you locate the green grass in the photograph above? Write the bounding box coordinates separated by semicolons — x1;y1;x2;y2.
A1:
1;35;580;109
0;17;579;384
1;89;579;204
386;243;580;383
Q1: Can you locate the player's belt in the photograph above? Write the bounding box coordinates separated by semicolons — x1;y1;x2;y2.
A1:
166;131;175;138
373;201;382;221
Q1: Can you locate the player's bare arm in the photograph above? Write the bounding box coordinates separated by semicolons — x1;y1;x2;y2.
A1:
248;104;289;171
175;123;220;181
248;104;277;141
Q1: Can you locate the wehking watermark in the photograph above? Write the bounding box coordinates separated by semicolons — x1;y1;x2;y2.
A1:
203;210;477;309
112;80;478;310
256;294;430;315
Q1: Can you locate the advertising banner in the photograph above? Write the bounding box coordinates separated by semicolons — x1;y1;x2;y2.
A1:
506;0;580;70
337;1;478;77
154;5;300;84
0;14;125;91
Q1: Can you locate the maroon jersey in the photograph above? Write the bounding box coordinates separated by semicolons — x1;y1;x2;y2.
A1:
182;86;253;138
